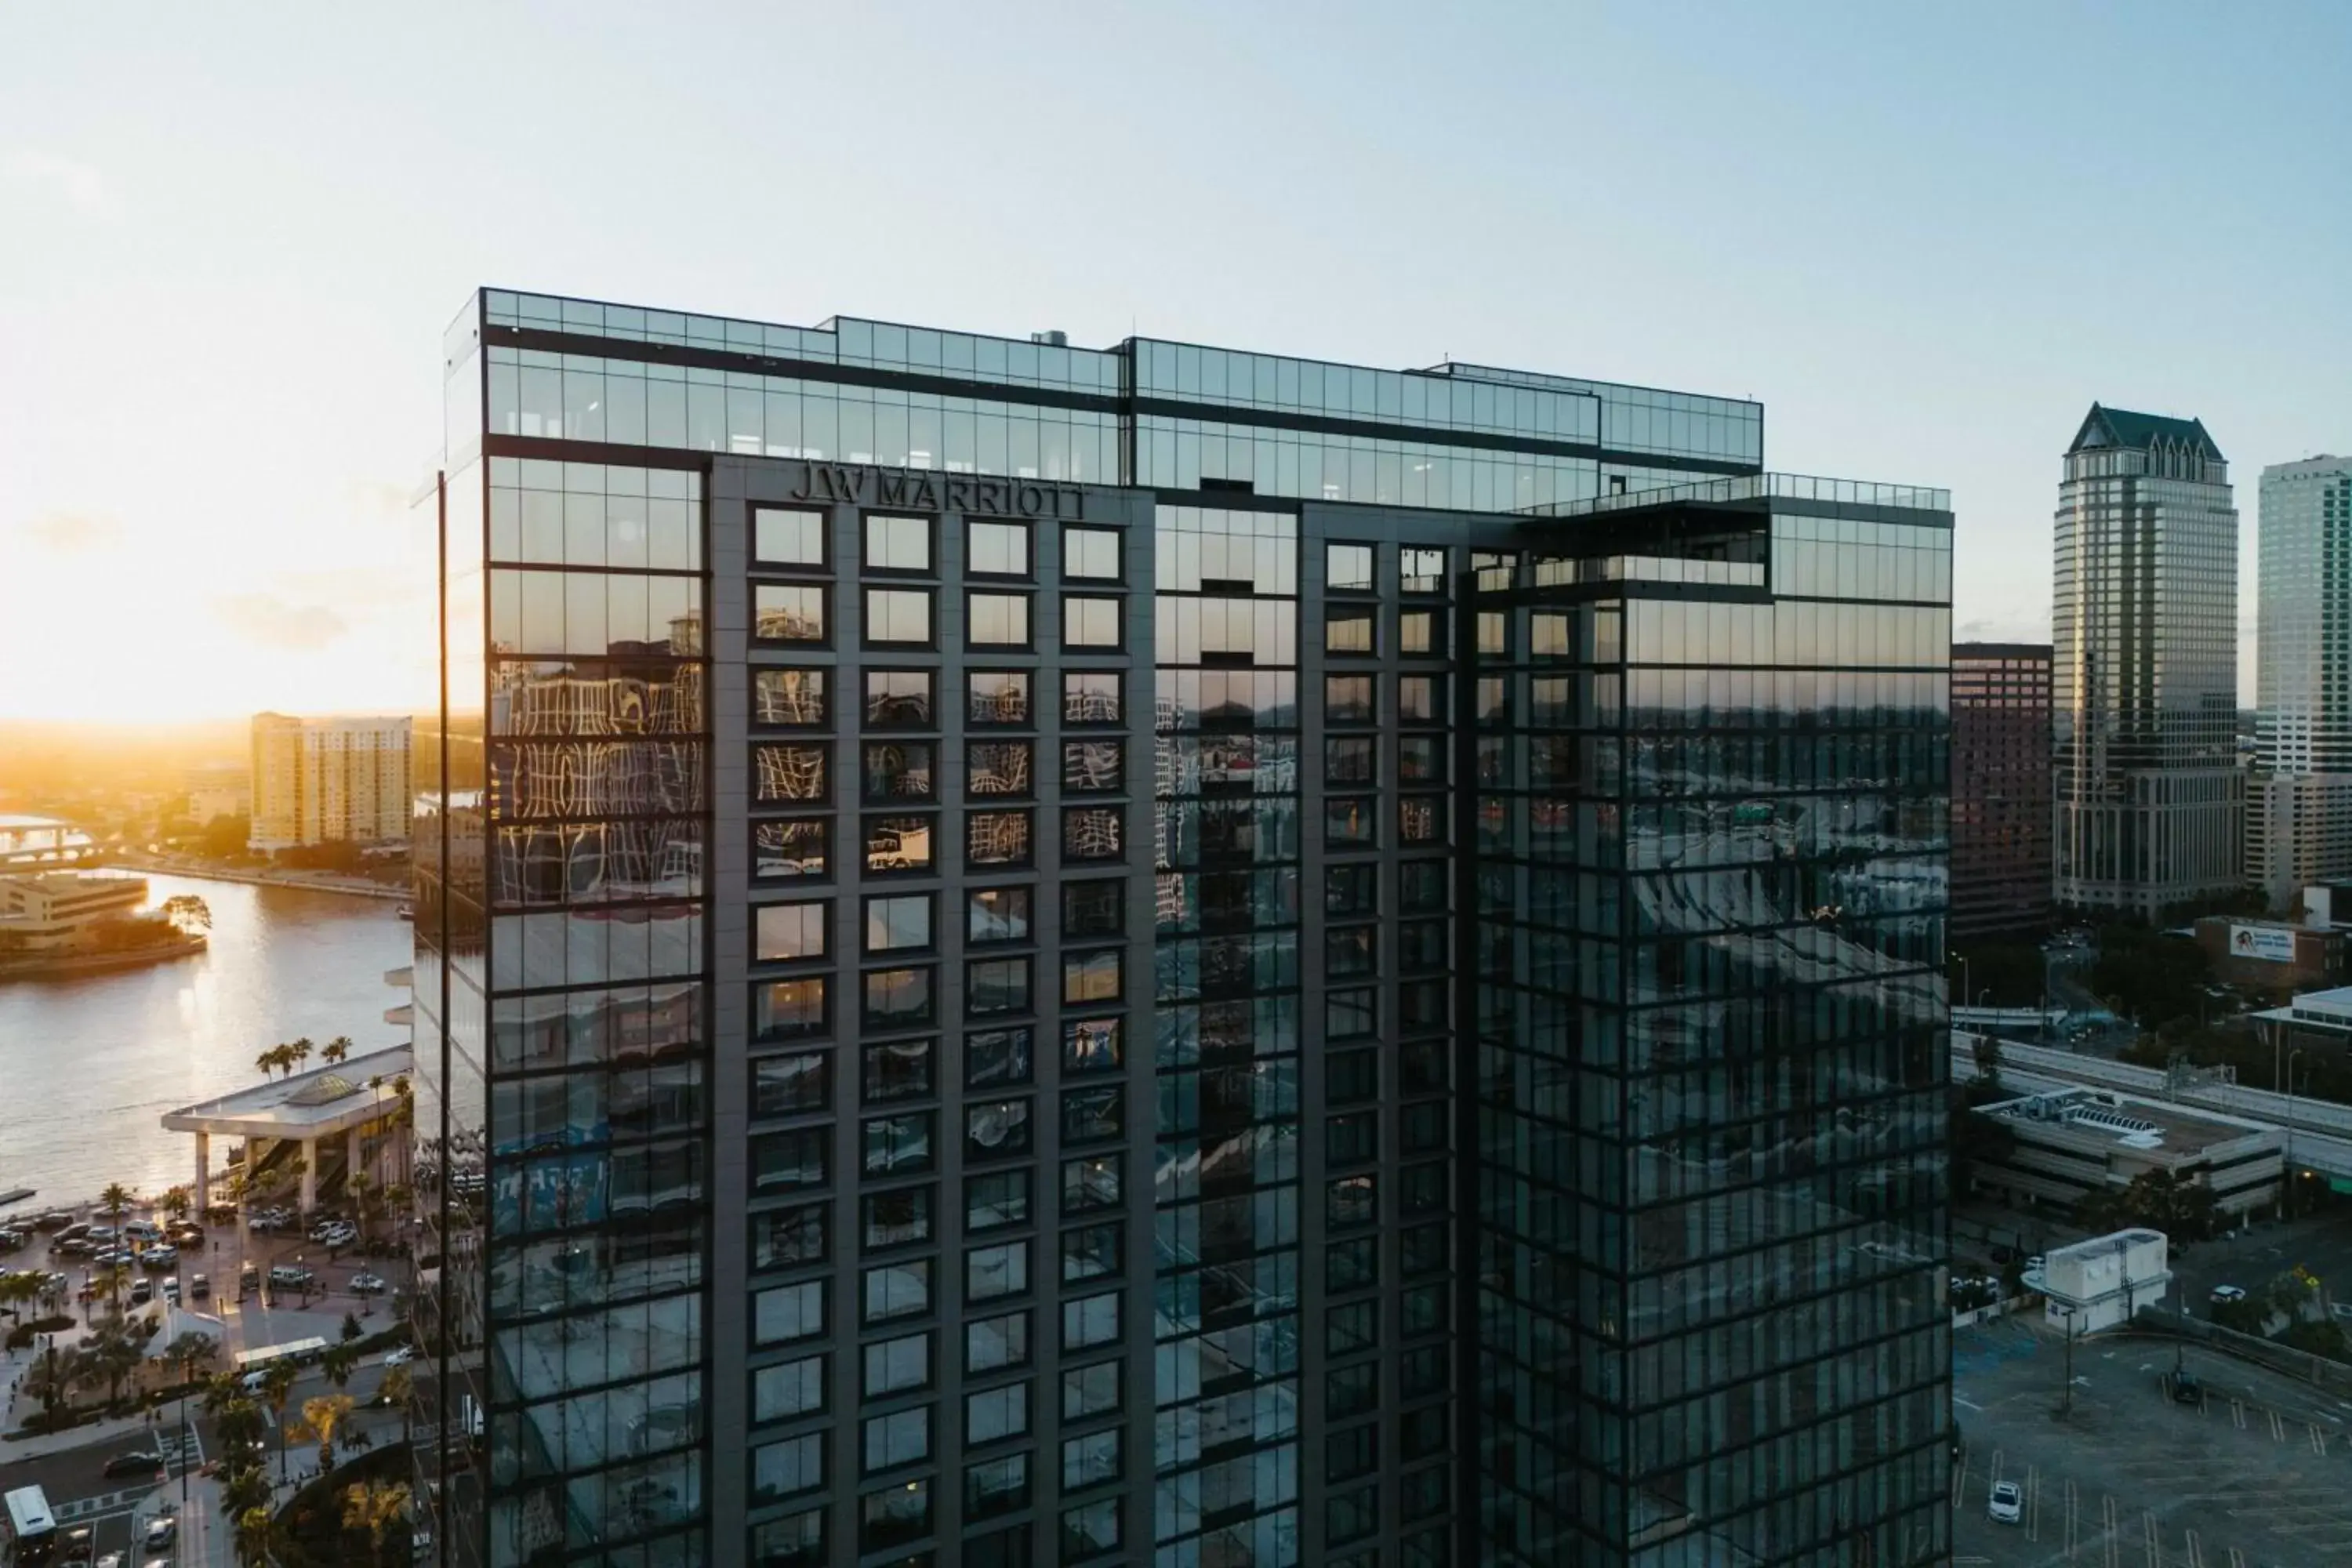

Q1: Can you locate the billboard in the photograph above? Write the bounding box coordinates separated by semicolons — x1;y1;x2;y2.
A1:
2228;924;2297;964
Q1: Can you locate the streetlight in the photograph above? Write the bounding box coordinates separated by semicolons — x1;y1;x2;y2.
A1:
2287;1047;2306;1218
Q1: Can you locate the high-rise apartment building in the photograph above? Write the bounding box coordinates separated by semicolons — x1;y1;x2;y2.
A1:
2251;456;2352;908
2053;405;2241;920
249;712;414;850
1950;644;2053;940
410;289;1952;1568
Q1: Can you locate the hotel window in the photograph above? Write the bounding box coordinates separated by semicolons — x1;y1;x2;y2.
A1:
1400;546;1446;593
862;742;934;804
967;1169;1031;1232
1063;1017;1121;1075
752;1052;829;1118
1062;1221;1121;1284
1064;1428;1122;1493
1062;880;1123;938
1062;1086;1123;1145
967;1310;1030;1374
860;1478;931;1552
968;742;1033;799
1399;607;1442;655
862;1040;933;1103
865;587;932;646
1325;608;1375;655
1062;1361;1120;1421
968;520;1030;578
752;1433;826;1502
967;810;1033;869
755;743;829;804
1063;807;1123;862
1326;797;1376;848
863;1111;935;1178
755;584;828;644
1327;925;1376;980
753;977;829;1041
865;514;931;575
1400;797;1445;844
1327;543;1374;593
1326;737;1375;787
862;815;935;876
864;670;935;728
753;668;828;727
969;1464;1029;1526
1062;740;1123;793
1062;1154;1120;1213
753;1356;826;1424
1327;676;1374;724
863;1331;931;1397
754;819;829;884
1064;525;1121;581
968;591;1031;649
968;670;1031;727
752;1128;829;1194
967;957;1031;1018
863;1187;932;1251
1399;735;1443;784
1063;595;1123;649
965;1025;1033;1088
751;1204;828;1271
863;967;935;1030
965;1381;1029;1446
1063;949;1121;1005
864;893;932;954
755;902;829;963
1062;1291;1121;1351
1064;671;1122;725
862;1406;931;1475
754;506;826;568
1399;859;1446;913
967;886;1032;946
965;1240;1030;1304
1326;864;1377;917
755;1280;826;1346
1399;674;1440;723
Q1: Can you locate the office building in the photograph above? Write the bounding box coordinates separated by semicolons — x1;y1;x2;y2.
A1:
250;712;414;850
184;761;251;826
2251;457;2352;908
0;872;148;950
1950;643;2053;940
2052;405;2241;920
1963;1086;2281;1225
410;289;1951;1568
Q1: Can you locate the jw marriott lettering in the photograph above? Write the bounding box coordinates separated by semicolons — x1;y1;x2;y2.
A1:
788;463;1084;518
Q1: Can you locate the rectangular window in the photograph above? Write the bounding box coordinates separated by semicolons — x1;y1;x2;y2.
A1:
1062;1428;1122;1493
860;1479;931;1552
754;506;826;568
754;743;828;804
865;514;931;574
1062;1500;1122;1563
965;1381;1029;1446
968;670;1031;726
1325;864;1377;917
1062;880;1123;938
864;893;932;953
1326;676;1374;724
865;587;932;645
863;814;936;876
965;1098;1033;1163
967;742;1034;799
1062;1360;1121;1421
1400;546;1446;593
754;818;829;884
1399;673;1439;723
755;1279;826;1346
966;1025;1033;1089
1327;1298;1377;1354
753;977;828;1041
756;902;829;963
1062;1220;1122;1284
752;1128;829;1194
967;886;1032;946
1063;671;1122;725
1328;1173;1377;1229
1062;949;1121;1005
1328;991;1377;1044
968;519;1030;577
1062;1291;1120;1351
752;1052;829;1118
1399;859;1446;913
1063;525;1121;580
1062;740;1122;793
754;583;828;644
1062;1154;1120;1213
968;591;1031;648
863;670;935;728
1327;1362;1377;1418
863;1111;934;1177
1062;1017;1121;1076
751;1203;828;1270
966;1310;1030;1374
1398;735;1443;784
1325;608;1374;655
1328;1112;1377;1167
1061;1086;1123;1145
1325;737;1375;786
753;1432;826;1501
1399;607;1439;654
863;1040;934;1102
1399;916;1446;971
967;810;1033;868
967;1454;1030;1522
862;741;934;803
862;1259;932;1326
753;668;827;727
966;1168;1032;1232
1327;1236;1377;1291
1325;797;1376;848
863;967;935;1030
862;1330;931;1396
1327;543;1374;592
1400;797;1445;844
966;1240;1030;1304
1063;594;1122;649
862;1406;931;1475
1475;610;1507;655
967;957;1031;1018
862;1186;933;1251
1062;807;1123;862
753;1356;826;1424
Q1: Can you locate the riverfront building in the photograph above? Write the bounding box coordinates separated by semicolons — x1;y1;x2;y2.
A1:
2250;457;2352;909
408;289;1955;1568
1950;643;2053;940
2052;405;2241;920
250;712;414;851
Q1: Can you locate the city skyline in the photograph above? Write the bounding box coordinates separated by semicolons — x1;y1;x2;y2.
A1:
6;2;2351;722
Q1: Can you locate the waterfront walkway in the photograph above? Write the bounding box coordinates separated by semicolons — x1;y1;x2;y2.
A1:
109;855;408;902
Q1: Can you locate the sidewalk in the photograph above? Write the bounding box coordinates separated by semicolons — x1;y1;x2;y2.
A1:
0;1405;160;1460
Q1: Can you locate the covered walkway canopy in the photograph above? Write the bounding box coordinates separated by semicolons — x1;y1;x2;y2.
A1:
161;1045;412;1213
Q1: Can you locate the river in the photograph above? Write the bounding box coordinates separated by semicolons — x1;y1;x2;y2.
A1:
0;871;410;1208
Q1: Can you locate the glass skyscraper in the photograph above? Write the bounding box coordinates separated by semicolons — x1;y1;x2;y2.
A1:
2052;404;2241;920
411;290;1950;1568
2251;456;2352;907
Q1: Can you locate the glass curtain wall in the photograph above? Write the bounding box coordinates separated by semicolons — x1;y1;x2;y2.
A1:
1152;505;1305;1568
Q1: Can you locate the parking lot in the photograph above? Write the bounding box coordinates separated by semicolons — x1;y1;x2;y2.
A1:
1952;1316;2352;1566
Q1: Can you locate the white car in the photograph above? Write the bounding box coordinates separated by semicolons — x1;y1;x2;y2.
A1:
143;1515;177;1551
382;1345;416;1367
2210;1284;2248;1305
350;1271;388;1294
1987;1480;2023;1525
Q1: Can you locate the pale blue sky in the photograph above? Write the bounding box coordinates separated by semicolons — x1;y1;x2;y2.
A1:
3;1;2346;720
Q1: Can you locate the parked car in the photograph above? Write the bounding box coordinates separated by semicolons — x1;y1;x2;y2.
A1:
350;1271;389;1295
382;1345;416;1367
129;1278;153;1305
141;1515;176;1552
2210;1284;2247;1304
268;1264;314;1288
140;1246;177;1270
34;1211;73;1230
1987;1480;2023;1525
103;1450;165;1478
2173;1370;2204;1404
162;1277;180;1304
0;1229;25;1251
189;1272;210;1300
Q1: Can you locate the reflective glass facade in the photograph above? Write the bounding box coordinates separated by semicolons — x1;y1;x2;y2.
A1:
419;289;1944;1568
1950;644;2053;940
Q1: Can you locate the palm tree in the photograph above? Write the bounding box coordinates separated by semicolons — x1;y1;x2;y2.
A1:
97;1260;132;1317
0;1270;45;1319
232;1505;277;1568
321;1341;359;1393
343;1480;412;1568
347;1171;372;1241
300;1392;357;1474
256;1045;285;1080
324;1035;353;1065
290;1036;315;1074
99;1182;136;1225
24;1345;76;1421
260;1359;299;1483
220;1463;268;1524
82;1317;143;1406
215;1398;267;1468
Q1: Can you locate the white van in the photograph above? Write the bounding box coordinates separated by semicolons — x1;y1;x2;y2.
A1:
267;1265;314;1288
